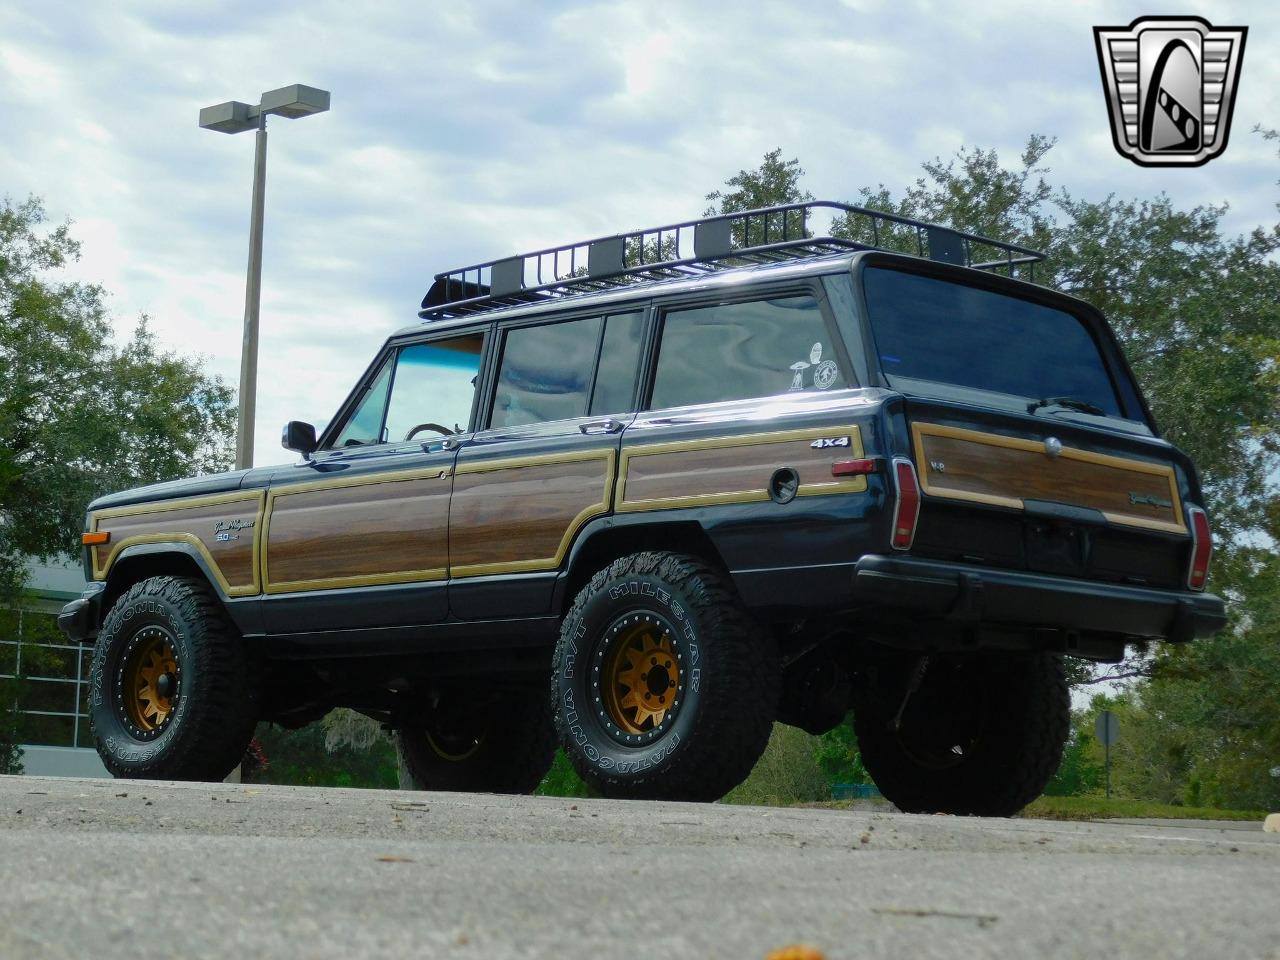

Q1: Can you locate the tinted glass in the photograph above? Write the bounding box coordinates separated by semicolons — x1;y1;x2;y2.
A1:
589;311;644;416
650;295;845;409
492;316;603;428
332;357;393;447
383;334;485;442
863;267;1123;417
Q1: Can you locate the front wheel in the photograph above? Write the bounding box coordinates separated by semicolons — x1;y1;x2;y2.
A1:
88;576;261;781
552;551;779;801
396;689;557;794
853;652;1069;816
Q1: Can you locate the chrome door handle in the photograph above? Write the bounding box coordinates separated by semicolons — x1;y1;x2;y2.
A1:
579;418;623;435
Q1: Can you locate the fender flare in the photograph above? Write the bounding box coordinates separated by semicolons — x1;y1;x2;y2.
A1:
103;540;234;604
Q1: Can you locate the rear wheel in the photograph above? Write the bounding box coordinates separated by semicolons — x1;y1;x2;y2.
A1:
853;652;1069;816
396;689;557;794
552;551;779;801
89;576;261;781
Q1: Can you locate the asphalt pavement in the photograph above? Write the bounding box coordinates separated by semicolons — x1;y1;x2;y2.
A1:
1;775;1277;960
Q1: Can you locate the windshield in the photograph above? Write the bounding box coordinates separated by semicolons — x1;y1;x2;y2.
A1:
863;266;1127;419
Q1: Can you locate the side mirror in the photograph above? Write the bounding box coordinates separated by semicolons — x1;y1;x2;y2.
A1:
281;420;318;458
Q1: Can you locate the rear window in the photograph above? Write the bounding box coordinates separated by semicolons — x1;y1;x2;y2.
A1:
863;267;1124;418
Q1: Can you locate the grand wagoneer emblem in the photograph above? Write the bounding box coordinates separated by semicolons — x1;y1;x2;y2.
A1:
214;517;256;542
1093;16;1247;167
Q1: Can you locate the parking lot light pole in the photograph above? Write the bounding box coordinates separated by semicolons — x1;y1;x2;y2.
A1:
198;84;330;470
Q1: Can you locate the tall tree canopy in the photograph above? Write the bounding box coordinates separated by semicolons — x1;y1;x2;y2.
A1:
0;196;235;605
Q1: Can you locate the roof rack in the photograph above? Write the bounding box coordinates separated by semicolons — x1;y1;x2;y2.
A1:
419;200;1045;320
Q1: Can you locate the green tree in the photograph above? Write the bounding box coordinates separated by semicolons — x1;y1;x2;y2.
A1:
704;147;813;246
248;720;399;789
0;196;235;604
0;678;20;774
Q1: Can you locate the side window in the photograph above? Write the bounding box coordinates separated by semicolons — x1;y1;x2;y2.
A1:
491;316;603;428
332;356;393;447
329;332;485;449
588;311;644;416
649;294;846;410
383;334;486;442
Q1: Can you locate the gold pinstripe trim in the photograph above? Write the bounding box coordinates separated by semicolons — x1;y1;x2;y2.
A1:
90;490;266;597
449;449;617;578
261;465;452;594
264;567;449;594
910;422;1186;534
615;424;867;513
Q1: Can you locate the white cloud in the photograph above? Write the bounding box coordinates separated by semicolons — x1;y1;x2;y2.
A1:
1;0;1277;468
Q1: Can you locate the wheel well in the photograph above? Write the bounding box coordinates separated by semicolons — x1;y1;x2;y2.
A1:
561;522;726;612
101;552;215;619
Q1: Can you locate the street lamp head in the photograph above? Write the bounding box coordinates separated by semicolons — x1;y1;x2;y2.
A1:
259;84;330;119
198;101;257;134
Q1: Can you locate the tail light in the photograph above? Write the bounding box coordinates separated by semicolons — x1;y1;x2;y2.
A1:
1186;506;1212;591
891;458;921;550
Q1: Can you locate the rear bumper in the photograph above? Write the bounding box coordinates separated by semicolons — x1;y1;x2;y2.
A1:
853;555;1226;641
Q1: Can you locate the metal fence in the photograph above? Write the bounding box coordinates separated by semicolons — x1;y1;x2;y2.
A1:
0;609;92;749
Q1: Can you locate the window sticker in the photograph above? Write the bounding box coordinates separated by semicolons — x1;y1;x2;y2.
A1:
810;342;823;365
789;361;811;391
814;360;839;390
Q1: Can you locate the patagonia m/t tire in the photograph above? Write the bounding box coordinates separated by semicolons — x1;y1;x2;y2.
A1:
88;575;261;781
552;551;779;802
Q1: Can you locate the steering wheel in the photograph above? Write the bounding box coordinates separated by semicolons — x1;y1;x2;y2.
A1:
403;422;455;441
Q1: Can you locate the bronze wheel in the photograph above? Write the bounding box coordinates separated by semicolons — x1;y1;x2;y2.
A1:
90;575;261;781
553;551;780;801
116;626;181;738
853;653;1070;816
397;690;557;793
423;715;488;762
598;615;683;738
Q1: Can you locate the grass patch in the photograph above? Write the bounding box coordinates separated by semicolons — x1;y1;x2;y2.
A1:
1021;795;1268;822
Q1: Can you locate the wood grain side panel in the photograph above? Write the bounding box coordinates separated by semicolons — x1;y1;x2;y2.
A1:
913;424;1184;533
91;493;264;595
265;476;450;591
449;455;612;576
618;428;867;511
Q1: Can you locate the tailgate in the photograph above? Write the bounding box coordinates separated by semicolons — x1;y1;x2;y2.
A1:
913;421;1184;535
902;407;1191;590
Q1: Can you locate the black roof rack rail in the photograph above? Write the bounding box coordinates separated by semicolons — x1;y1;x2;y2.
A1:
419;200;1045;320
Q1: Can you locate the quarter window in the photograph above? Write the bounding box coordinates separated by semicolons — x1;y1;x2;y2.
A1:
649;294;846;410
332;357;393;447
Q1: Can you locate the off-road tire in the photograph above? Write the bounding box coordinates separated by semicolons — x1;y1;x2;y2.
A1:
853;652;1069;817
89;576;262;781
396;689;557;794
552;551;779;801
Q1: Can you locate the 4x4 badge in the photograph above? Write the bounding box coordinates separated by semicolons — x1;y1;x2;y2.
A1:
810;436;850;450
1093;16;1247;167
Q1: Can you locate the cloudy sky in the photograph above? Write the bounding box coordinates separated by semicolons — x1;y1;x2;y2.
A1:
2;1;1276;467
